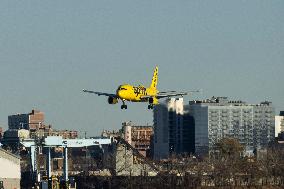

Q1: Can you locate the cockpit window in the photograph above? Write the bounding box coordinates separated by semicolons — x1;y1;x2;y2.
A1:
117;85;127;90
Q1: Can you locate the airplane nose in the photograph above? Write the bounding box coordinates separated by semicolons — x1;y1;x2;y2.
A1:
118;90;124;98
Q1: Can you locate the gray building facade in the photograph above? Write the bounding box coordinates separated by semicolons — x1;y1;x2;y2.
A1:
188;97;275;156
153;98;194;160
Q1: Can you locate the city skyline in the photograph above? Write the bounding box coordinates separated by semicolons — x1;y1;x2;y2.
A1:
0;1;283;135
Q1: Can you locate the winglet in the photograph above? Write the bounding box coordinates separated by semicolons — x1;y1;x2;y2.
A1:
150;66;158;89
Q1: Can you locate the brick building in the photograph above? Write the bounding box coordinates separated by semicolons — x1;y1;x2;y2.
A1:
122;121;153;157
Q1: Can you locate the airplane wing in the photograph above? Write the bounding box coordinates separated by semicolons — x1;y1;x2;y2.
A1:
141;90;200;100
156;91;188;99
82;89;117;98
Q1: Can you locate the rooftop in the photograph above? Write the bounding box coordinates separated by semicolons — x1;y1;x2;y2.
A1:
189;96;272;107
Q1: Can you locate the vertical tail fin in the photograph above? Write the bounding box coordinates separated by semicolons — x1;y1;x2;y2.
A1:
150;66;158;89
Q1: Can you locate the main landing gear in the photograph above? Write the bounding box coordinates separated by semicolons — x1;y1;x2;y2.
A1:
121;104;127;109
148;104;154;109
121;100;127;109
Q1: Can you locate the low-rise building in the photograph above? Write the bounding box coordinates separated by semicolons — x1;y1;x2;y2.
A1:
48;129;78;139
3;109;78;151
103;138;158;176
101;130;120;139
1;129;30;151
122;121;153;157
0;148;21;189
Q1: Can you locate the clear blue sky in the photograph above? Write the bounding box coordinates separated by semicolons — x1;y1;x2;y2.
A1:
0;1;283;135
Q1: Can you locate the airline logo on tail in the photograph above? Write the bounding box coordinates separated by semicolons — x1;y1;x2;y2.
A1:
83;66;199;109
150;66;158;89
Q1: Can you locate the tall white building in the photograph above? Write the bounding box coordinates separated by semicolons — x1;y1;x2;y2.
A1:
153;98;194;159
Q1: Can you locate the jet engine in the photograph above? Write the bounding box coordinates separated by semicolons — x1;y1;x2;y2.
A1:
108;97;118;104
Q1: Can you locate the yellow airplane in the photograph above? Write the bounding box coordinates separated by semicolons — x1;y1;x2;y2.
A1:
83;66;198;109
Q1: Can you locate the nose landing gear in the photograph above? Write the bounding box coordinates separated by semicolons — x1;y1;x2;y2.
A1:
121;104;127;109
121;100;127;109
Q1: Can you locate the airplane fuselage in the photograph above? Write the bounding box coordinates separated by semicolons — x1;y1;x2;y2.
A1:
116;84;157;102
